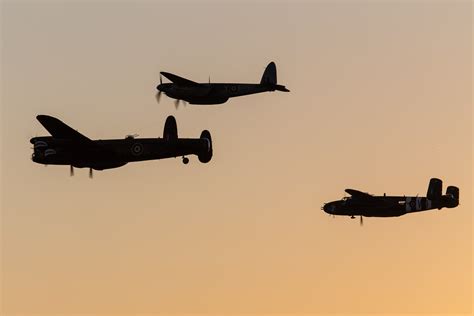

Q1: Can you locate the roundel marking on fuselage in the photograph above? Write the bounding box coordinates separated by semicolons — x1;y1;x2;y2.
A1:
131;143;144;156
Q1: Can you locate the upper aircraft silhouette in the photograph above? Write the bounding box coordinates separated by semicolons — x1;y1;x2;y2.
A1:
156;61;289;107
322;178;459;225
30;115;213;178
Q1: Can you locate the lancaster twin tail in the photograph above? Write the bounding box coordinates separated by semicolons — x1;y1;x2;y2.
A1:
156;61;289;107
30;115;213;178
322;178;459;225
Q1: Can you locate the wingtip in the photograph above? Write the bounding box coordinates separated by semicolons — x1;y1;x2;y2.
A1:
36;114;49;121
36;114;55;121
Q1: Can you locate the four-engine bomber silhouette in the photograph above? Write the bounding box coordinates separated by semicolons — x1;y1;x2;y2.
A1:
322;178;459;224
156;61;289;107
30;115;213;178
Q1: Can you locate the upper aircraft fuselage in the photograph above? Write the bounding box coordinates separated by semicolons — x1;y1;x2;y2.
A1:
156;62;289;105
157;83;275;104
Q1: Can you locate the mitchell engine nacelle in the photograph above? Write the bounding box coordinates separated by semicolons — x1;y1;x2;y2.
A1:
163;116;178;141
198;130;213;163
427;178;442;200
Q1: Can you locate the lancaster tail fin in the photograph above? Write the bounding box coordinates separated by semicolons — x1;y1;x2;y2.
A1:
163;116;178;141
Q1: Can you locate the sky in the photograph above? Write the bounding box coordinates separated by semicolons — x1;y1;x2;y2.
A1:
1;0;472;315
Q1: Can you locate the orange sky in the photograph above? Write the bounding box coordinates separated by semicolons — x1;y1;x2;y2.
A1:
1;1;472;315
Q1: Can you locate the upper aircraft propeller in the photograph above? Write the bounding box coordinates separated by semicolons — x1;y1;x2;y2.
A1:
155;74;163;103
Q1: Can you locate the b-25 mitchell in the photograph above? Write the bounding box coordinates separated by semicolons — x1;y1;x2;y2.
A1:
322;178;459;225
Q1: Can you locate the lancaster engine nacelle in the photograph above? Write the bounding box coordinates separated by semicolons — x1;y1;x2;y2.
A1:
427;178;442;200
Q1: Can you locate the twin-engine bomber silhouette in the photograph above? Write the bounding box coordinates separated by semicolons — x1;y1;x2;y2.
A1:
322;178;459;225
156;61;289;107
30;115;213;178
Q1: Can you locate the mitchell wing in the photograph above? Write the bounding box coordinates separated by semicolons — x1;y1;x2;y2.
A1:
345;189;374;200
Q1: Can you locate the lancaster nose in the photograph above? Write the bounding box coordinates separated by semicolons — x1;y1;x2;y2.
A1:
323;203;335;214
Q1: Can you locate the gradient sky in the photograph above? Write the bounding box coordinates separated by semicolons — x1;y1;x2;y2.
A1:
1;1;472;315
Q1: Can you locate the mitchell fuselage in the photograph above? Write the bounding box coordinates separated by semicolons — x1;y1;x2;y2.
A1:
323;195;458;217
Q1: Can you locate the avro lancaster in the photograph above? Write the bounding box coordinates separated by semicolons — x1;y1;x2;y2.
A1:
30;115;213;178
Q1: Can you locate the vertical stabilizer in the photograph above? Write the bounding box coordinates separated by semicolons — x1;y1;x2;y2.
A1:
260;62;277;85
163;116;178;141
427;178;442;200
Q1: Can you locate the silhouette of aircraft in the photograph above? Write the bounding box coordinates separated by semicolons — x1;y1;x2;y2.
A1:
322;178;459;225
156;61;289;107
30;115;213;178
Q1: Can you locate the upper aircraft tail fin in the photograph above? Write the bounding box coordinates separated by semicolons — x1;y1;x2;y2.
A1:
260;62;277;85
260;62;290;92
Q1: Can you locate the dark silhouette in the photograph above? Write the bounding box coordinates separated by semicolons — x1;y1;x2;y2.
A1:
322;178;459;225
156;61;290;107
30;115;212;178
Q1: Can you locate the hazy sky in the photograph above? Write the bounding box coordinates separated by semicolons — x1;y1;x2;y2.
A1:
1;1;472;315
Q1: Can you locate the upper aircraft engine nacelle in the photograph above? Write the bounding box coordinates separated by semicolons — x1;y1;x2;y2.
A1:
163;116;178;141
427;178;443;200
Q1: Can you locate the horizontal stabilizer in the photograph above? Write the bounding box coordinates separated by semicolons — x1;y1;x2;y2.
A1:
36;115;92;143
160;72;199;86
274;84;290;92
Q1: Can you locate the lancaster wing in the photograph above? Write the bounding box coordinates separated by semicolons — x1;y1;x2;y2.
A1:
36;115;93;144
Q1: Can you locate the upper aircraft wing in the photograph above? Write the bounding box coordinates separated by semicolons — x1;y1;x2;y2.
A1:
36;115;93;143
160;72;199;86
345;189;374;199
